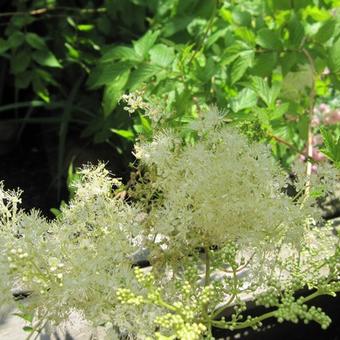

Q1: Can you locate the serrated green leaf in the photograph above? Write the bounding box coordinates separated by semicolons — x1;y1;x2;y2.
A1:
87;62;130;89
101;46;141;63
162;17;193;37
102;69;130;116
314;19;335;43
329;37;340;76
133;31;159;59
232;9;251;26
250;76;280;107
32;50;61;68
250;52;277;77
25;33;46;50
126;64;162;91
303;6;331;21
280;51;299;75
270;102;289;119
287;15;304;47
282;64;314;100
206;28;228;48
231;88;257;112
230;52;253;84
149;44;175;67
133;114;153;137
256;28;281;50
320;127;340;164
234;27;256;46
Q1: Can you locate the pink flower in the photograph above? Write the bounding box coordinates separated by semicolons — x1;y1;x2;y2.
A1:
311;116;320;127
312;134;323;146
299;154;306;162
319;103;331;114
312;148;326;161
323;109;340;125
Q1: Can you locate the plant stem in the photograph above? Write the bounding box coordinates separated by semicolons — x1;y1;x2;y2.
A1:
301;47;317;201
212;288;340;331
204;248;211;287
0;7;106;18
204;247;212;336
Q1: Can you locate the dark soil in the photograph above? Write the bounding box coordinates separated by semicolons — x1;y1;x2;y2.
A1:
0;124;61;217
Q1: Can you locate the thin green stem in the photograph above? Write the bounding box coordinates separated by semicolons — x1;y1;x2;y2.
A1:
204;248;211;287
212;288;340;331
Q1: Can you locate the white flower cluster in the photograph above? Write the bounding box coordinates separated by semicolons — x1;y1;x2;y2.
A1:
0;110;338;339
136;114;311;257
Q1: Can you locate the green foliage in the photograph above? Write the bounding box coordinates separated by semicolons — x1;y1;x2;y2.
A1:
0;0;340;175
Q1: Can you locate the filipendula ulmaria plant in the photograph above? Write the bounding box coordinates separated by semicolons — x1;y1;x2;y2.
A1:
0;110;339;339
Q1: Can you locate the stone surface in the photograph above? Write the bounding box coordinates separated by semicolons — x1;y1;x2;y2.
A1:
0;309;102;340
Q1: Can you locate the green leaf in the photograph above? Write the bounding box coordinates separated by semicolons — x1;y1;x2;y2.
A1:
87;62;130;89
32;50;61;68
0;38;10;54
230;51;253;85
111;128;135;141
102;69;130;116
50;207;62;218
133;114;153;138
281;64;314;100
250;52;277;77
320;127;340;166
254;107;271;130
23;326;33;333
126;64;162;91
12;312;33;323
303;6;331;21
77;24;94;31
287;15;304;47
149;44;175;67
11;49;31;74
280;51;299;75
162;17;193;37
328;37;340;76
8;31;25;48
32;76;50;103
250;76;280;107
206;28;228;48
231;88;257;112
101;46;141;63
234;27;256;46
270;102;289;119
65;43;80;59
256;28;281;50
314;19;335;43
232;8;251;26
25;33;46;50
15;71;32;89
133;31;159;59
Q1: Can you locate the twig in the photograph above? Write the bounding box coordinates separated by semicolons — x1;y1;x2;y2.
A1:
267;133;313;162
301;47;317;200
188;0;217;64
0;6;106;18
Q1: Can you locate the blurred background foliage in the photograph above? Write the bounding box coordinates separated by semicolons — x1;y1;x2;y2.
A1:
0;0;339;209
